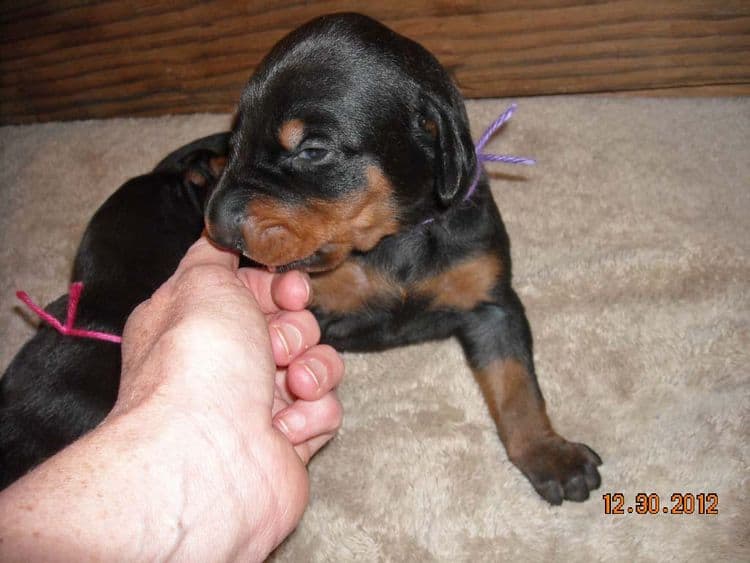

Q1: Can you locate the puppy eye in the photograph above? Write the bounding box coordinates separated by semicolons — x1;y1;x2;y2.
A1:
296;147;329;162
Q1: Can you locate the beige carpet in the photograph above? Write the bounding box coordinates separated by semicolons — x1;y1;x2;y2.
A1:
1;97;748;561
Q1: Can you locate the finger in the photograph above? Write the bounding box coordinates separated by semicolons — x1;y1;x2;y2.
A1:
293;432;337;465
271;270;312;311
273;392;343;446
286;344;344;401
236;268;311;315
235;267;280;314
268;310;320;366
177;235;239;273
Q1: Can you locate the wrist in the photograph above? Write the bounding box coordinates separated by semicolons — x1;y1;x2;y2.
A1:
102;400;274;561
0;400;271;563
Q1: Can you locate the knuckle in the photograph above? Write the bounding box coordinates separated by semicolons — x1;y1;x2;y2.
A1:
129;299;150;320
177;264;213;288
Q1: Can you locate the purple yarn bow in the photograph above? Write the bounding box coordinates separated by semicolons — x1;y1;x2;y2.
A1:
463;103;536;201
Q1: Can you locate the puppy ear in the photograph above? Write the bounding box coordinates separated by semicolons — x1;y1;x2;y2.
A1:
419;94;476;206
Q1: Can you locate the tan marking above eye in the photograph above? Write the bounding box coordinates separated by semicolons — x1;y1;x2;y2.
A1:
278;119;305;151
185;169;207;187
209;156;227;177
422;119;438;137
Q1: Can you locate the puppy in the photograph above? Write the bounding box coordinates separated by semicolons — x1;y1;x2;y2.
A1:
205;13;601;504
0;134;227;489
1;13;601;505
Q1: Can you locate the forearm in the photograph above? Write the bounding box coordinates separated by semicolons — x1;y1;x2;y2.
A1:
0;403;265;562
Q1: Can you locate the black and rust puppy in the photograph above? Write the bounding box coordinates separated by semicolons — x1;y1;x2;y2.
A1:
0;134;227;489
1;13;600;504
205;13;601;504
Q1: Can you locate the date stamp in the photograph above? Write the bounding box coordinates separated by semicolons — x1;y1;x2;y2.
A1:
602;493;718;515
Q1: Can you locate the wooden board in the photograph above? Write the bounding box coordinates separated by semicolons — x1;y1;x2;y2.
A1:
1;0;749;124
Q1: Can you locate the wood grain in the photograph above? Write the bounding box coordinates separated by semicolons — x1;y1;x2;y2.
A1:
1;1;748;123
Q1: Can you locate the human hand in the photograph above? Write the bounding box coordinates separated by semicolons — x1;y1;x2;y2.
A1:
113;235;344;557
0;236;344;563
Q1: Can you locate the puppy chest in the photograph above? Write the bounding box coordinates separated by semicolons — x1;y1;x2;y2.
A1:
311;253;502;315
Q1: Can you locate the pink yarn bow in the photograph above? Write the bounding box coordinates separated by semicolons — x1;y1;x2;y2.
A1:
16;282;122;344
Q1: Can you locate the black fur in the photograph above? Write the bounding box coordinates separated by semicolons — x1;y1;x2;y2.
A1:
0;136;227;488
1;14;600;504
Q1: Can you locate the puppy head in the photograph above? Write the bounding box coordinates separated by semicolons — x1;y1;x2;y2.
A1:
205;13;476;272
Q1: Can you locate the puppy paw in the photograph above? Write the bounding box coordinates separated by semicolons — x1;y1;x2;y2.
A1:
511;436;602;505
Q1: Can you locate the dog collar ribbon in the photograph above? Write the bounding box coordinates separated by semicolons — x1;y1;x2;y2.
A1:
464;103;536;201
16;282;123;344
422;103;535;226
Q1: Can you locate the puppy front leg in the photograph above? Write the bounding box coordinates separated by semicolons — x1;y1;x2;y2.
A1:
458;291;602;504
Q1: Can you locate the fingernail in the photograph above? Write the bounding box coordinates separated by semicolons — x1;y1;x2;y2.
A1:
273;323;303;358
302;358;326;392
274;416;290;437
275;410;305;437
301;274;312;306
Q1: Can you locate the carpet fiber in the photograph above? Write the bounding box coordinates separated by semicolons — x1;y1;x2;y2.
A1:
1;97;748;561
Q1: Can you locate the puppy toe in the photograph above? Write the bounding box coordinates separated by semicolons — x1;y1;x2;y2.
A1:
584;462;602;490
535;480;564;506
563;474;590;502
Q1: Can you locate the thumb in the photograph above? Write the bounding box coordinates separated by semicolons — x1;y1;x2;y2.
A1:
176;235;240;274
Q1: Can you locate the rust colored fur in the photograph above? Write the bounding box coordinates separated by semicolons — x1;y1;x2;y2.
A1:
416;253;502;310
278;119;305;150
312;260;405;313
241;166;398;271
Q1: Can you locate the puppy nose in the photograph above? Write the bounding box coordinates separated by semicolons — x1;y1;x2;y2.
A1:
204;191;247;251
